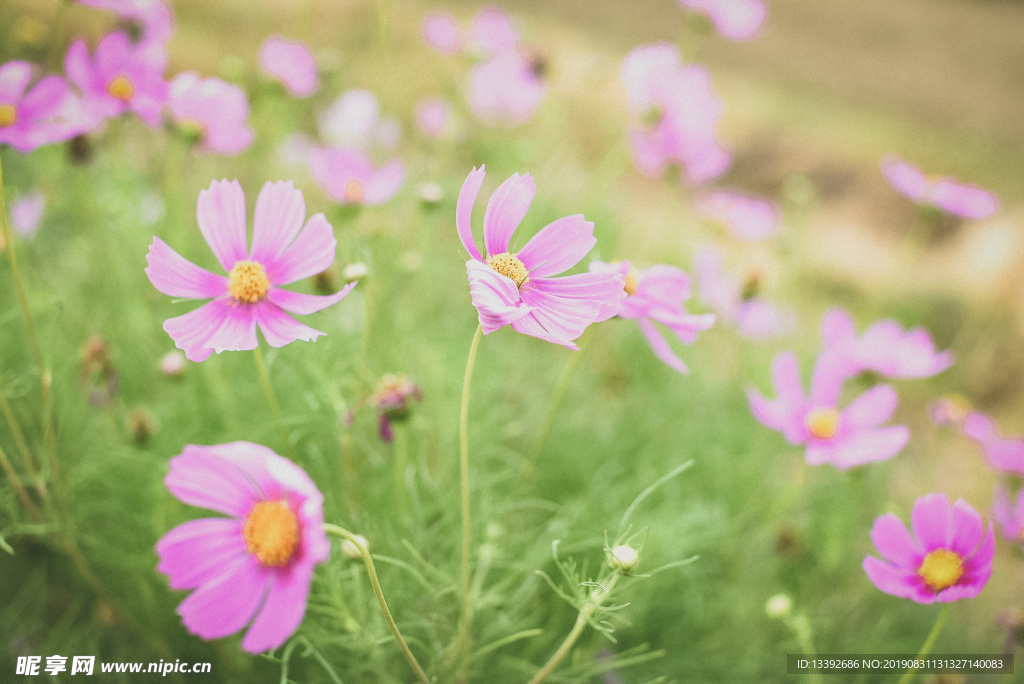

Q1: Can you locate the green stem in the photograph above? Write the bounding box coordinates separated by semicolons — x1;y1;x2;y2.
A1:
0;389;46;501
0;443;41;521
252;346;283;422
527;574;620;684
455;325;483;681
896;603;951;684
393;420;408;517
789;613;823;684
323;525;430;684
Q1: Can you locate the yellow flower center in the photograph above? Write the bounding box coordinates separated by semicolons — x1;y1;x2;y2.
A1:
623;268;640;296
106;75;135;102
805;408;840;440
487;252;528;287
243;500;300;567
228;260;271;304
917;548;964;592
343;179;365;204
0;104;16;128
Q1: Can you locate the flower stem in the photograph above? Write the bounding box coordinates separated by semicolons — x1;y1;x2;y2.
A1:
324;524;430;684
0;443;41;521
456;324;483;681
0;389;46;501
527;574;621;684
252;346;283;422
393;421;409;518
897;603;951;684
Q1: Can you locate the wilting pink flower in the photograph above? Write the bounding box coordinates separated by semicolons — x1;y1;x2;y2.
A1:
168;72;253;155
10;190;45;237
65;31;167;128
156;442;330;652
678;0;766;41
961;412;1024;476
696;190;780;241
77;0;174;46
467;5;520;56
145;180;356;362
259;36;318;98
622;44;730;186
820;308;952;380
747;352;910;469
467;52;545;127
369;374;423;442
458;166;625;349
423;11;461;55
929;394;972;427
863;493;994;603
415;96;453;138
590;260;714;373
993;486;1024;544
309;147;405;206
0;61;82;152
693;245;792;339
881;155;998;220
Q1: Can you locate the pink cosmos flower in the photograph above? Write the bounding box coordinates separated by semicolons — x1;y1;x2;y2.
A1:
309;146;406;206
77;0;174;46
881;155;999;220
590;260;714;373
820;308;953;380
961;412;1024;476
863;493;994;603
369;374;423;442
259;36;318;98
65;31;167;128
993;486;1024;544
467;5;520;56
747;352;910;469
318;89;400;152
621;44;730;186
415;96;453;138
156;442;330;652
678;0;767;41
696;190;781;241
11;190;45;238
0;61;81;152
145;179;356;362
467;51;545;127
168;72;253;155
693;245;792;339
458;166;626;349
423;11;462;55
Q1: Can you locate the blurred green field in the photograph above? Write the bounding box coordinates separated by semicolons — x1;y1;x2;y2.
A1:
1;0;1022;682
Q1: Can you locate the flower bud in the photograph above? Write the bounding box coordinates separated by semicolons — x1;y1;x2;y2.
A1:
341;534;368;559
418;182;443;204
125;407;158;445
160;351;186;377
607;544;639;573
765;593;793;619
343;262;368;281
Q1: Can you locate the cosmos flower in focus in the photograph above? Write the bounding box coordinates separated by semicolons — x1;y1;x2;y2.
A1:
0;61;82;152
156;442;330;652
145;179;356;362
747;352;910;469
168;72;253;155
10;190;45;238
961;412;1024;476
415;96;453;138
621;44;730;186
369;374;423;442
820;308;953;381
863;493;994;603
693;244;793;339
881;155;999;220
65;31;168;128
678;0;767;41
590;260;714;373
993;485;1024;545
696;190;781;241
309;147;406;207
458;166;625;349
467;51;545;127
259;36;318;98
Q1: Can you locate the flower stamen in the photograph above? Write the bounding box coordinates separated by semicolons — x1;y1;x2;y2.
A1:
917;548;964;592
805;408;840;440
344;179;365;204
106;75;136;102
623;268;640;296
487;252;528;287
229;260;271;303
0;104;16;128
243;500;300;567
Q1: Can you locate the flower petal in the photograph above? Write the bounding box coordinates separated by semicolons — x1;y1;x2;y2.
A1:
863;556;933;603
268;282;356;315
843;384;899;429
516;214;597;278
0;61;32;102
527;270;625;322
264;213;336;285
746;386;799;441
146;237;229;299
637;317;688;373
176;555;269;640
517;286;601;345
912;493;953;552
162;299;233;363
948;498;985;558
362;159;406;205
241;564;314;653
771;351;805;411
466;260;532;334
255;301;325;347
205;303;258;353
456;166;486;260
249;180;306;266
165;443;265;516
870;513;922;570
482;173;535;257
156;518;248;590
821;307;856;349
197;180;249;272
810;354;845;407
824;425;909;469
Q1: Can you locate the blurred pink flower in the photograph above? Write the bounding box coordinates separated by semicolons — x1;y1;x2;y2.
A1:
65;31;167;128
77;0;174;46
881;155;999;220
961;412;1024;476
993;486;1024;544
458;166;625;349
696;190;781;241
820;308;953;380
863;493;994;603
369;374;423;442
747;352;910;469
259;36;318;98
145;179;356;362
422;11;461;55
309;146;405;206
467;5;520;56
590;260;714;373
10;190;45;237
693;245;793;339
621;44;730;186
415;96;453;138
678;0;767;41
929;394;972;427
0;61;83;151
318;89;400;152
168;72;253;155
467;51;545;126
156;442;329;653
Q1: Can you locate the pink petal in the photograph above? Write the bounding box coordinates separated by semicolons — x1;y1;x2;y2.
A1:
529;270;625;322
517;286;600;345
255;302;325;347
177;555;269;640
822;425;909;469
165;444;264;516
203;303;258;353
932;181;999;220
95;31;130;80
912;493;953;552
843;385;899;429
241;564;314;653
362;159;406;205
163;299;233;363
881;156;928;202
456;166;486;260
156;518;248;590
265;213;337;286
948;498;985;558
809;353;845;408
863;556;933;603
249;181;306;266
821;308;856;349
268;282;356;315
517;214;597;278
466;260;532;334
0;61;32;102
482;173;535;258
197;180;249;272
746;386;799;440
65;40;99;94
146;237;229;299
510;312;579;349
637;317;688;373
870;513;922;569
771;351;805;411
